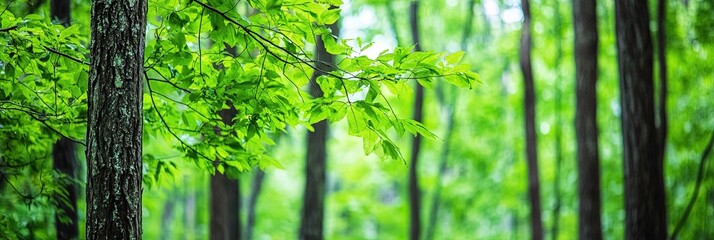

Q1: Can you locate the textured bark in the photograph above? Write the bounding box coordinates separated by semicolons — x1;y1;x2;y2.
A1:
53;137;79;240
50;1;78;239
85;0;147;237
615;0;668;238
519;0;543;239
210;106;241;240
408;1;424;240
245;169;265;240
299;21;339;240
573;0;603;239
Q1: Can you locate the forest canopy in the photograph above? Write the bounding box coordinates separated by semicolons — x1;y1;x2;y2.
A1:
0;0;713;239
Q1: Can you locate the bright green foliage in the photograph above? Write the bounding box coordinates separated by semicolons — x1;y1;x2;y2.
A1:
1;0;476;237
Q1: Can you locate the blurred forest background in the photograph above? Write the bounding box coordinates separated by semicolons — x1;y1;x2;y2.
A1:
1;0;713;239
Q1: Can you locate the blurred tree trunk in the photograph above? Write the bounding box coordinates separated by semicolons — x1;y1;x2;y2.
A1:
210;106;241;240
85;0;146;237
615;0;668;238
299;20;339;240
408;1;424;240
519;0;543;239
245;169;265;240
160;197;175;240
50;1;78;239
425;1;474;239
551;0;564;238
53;138;78;240
573;0;602;239
50;0;69;25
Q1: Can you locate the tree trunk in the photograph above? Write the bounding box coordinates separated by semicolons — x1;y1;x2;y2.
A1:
53;137;79;240
245;169;265;240
551;1;564;238
50;1;78;239
50;0;70;26
299;20;339;240
408;1;424;240
615;0;668;238
85;0;147;237
210;107;241;240
573;0;603;239
519;0;543;239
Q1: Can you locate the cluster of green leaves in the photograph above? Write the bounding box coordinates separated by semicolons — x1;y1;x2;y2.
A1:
0;9;89;238
141;0;478;179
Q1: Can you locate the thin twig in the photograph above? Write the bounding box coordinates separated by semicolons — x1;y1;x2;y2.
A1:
670;130;714;239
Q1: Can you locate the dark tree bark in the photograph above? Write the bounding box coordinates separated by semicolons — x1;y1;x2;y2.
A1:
615;0;668;238
53;137;78;240
50;0;70;26
85;0;146;237
519;0;543;239
299;21;339;240
245;169;265;240
573;0;603;239
50;1;78;239
210;106;241;240
408;1;424;240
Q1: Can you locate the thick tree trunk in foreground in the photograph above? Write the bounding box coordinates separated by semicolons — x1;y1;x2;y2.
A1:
85;0;147;237
299;21;339;240
519;0;543;239
50;0;78;239
210;107;241;240
573;0;603;239
615;0;668;238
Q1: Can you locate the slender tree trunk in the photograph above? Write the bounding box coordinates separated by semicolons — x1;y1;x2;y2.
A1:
385;1;402;47
85;0;146;237
50;0;70;25
408;1;424;240
615;0;668;238
519;0;543;239
299;21;339;240
245;169;265;240
160;198;175;240
53;137;79;240
210;106;241;240
425;1;474;238
551;1;564;239
50;1;79;239
573;0;603;239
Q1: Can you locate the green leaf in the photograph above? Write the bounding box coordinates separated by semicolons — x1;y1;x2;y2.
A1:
445;51;465;64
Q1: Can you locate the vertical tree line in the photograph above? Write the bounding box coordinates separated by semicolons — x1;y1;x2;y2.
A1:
519;0;544;239
49;0;79;239
85;0;147;237
408;1;425;240
615;0;668;238
299;20;340;240
572;0;602;239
